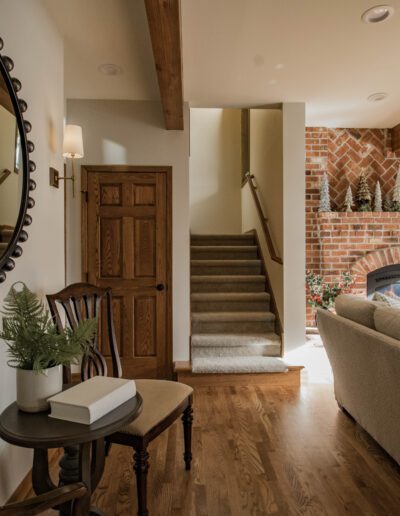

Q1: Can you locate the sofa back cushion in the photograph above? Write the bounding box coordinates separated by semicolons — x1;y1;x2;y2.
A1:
335;294;378;329
374;306;400;340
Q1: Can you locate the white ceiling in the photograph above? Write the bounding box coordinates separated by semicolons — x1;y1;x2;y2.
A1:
43;0;159;101
43;0;400;127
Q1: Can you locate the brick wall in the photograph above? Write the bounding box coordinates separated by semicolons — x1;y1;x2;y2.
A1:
306;127;400;326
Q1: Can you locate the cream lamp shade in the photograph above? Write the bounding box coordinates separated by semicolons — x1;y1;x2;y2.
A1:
62;124;84;158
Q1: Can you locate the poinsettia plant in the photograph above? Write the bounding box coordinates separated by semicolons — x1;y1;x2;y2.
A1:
306;271;354;310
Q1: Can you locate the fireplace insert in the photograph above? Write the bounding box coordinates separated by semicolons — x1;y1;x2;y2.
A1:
367;264;400;298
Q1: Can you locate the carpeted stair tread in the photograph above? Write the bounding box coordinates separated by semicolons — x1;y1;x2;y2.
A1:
191;259;262;276
191;275;266;283
192;311;275;322
191;259;261;266
191;245;258;252
191;332;280;347
191;292;271;312
191;356;288;374
191;275;266;293
191;245;258;260
192;292;269;302
191;234;256;246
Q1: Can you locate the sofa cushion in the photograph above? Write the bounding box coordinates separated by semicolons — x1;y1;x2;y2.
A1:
374;306;400;340
335;294;378;329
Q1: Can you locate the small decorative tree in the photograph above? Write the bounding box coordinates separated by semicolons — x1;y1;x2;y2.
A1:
356;171;371;211
392;169;400;212
384;193;393;212
374;181;383;212
344;185;354;212
319;173;331;212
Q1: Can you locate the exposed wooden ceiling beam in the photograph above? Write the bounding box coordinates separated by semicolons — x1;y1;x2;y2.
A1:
144;0;184;130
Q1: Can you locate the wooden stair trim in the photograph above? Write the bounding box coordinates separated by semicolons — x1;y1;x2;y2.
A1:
174;361;304;387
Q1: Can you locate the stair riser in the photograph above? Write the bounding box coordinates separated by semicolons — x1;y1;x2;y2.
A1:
192;264;261;276
192;300;270;312
192;345;280;358
191;237;255;246
191;250;258;260
191;281;265;293
192;321;275;333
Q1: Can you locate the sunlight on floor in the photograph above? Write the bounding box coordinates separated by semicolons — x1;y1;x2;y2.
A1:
284;335;333;385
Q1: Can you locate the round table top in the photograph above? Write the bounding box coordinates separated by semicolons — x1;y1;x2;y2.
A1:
0;393;142;448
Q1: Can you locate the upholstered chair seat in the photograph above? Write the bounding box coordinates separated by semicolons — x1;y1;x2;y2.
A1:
121;380;193;436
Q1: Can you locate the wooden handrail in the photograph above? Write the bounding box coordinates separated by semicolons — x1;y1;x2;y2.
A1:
242;174;283;265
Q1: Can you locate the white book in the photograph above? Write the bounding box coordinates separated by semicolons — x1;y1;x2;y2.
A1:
48;376;137;425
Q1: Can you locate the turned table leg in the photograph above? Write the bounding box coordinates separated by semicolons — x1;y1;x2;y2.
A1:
58;441;106;516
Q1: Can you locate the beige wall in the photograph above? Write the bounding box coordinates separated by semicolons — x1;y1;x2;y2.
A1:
65;99;190;361
242;105;305;352
242;109;283;324
282;103;306;352
0;0;64;502
190;108;242;234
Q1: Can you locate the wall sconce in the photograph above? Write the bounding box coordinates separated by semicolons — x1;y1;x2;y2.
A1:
50;124;84;197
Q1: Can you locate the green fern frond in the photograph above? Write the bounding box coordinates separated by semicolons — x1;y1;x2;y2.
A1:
0;283;97;372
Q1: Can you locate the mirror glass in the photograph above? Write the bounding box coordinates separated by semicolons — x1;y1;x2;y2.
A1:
0;73;23;260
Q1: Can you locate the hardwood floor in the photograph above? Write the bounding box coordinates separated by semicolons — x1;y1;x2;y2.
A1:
33;381;400;515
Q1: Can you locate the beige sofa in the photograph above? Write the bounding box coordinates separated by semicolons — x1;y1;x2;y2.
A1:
317;294;400;464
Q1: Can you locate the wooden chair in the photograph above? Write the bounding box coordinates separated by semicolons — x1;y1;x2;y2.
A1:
0;482;86;516
47;283;194;516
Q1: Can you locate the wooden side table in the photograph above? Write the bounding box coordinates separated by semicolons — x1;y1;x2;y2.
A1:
0;394;142;515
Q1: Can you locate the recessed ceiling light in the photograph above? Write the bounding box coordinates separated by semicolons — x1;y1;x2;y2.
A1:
367;92;388;102
98;63;123;76
361;5;394;23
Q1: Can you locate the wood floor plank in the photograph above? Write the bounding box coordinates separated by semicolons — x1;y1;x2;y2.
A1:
20;382;400;515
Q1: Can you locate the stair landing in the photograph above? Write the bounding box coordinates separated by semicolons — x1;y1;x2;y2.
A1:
175;361;304;387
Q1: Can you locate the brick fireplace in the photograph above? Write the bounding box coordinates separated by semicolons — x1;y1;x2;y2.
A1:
306;127;400;326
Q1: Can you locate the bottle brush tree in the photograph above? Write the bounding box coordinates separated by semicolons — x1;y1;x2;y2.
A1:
384;193;393;212
392;169;400;212
344;185;354;212
319;173;331;212
374;181;383;212
356;171;371;211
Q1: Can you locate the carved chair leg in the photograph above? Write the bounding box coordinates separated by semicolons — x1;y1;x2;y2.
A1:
182;403;193;471
133;444;150;516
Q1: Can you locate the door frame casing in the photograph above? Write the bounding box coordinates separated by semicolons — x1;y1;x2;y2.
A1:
81;165;173;378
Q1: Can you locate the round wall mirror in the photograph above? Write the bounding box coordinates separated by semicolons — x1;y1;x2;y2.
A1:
0;37;36;283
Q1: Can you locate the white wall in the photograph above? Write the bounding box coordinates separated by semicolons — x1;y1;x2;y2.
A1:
65;99;190;361
190;108;242;234
282;103;306;352
0;0;64;503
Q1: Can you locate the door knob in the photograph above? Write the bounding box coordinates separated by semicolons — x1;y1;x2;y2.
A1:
156;283;165;291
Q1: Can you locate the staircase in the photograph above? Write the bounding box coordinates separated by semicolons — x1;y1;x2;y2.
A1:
190;233;285;375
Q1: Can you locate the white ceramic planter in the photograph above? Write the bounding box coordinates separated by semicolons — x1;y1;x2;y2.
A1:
16;364;63;412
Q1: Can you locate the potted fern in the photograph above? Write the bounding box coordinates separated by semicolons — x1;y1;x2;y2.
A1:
0;283;97;413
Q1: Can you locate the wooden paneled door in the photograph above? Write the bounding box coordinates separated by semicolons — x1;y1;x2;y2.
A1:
81;166;172;379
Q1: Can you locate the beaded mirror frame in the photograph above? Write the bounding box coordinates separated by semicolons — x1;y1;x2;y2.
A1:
0;36;36;283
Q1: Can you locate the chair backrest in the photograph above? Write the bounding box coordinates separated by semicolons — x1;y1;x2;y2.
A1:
46;282;122;383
